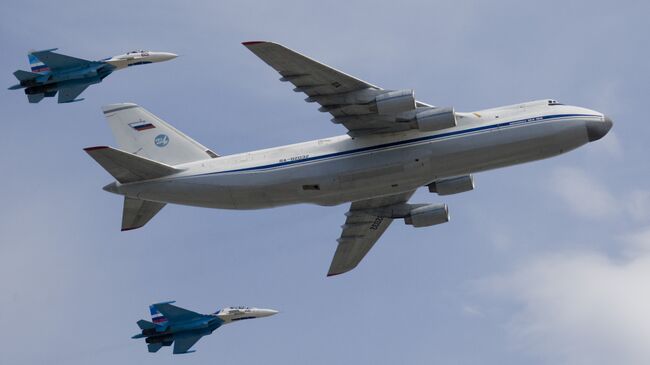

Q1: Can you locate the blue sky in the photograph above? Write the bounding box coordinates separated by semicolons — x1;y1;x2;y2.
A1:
1;1;649;364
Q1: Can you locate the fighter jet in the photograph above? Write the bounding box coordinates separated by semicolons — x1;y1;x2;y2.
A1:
84;41;613;276
132;301;278;354
8;49;177;103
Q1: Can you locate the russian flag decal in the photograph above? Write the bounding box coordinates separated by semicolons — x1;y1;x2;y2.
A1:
129;120;155;131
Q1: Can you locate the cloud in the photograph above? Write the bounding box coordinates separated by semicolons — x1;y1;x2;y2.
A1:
626;190;650;222
548;167;619;219
477;167;650;364
481;231;650;365
548;167;650;222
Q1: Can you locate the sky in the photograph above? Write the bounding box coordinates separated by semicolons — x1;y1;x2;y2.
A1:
1;1;649;364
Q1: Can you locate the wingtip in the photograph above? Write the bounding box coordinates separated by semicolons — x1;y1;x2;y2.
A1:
121;226;144;232
327;271;345;277
83;146;109;152
242;41;267;46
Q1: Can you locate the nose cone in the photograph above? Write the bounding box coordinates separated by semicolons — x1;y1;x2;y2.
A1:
154;52;178;62
255;308;279;318
587;115;613;142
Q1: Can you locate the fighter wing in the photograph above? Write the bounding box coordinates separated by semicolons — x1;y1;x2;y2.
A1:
58;84;90;103
328;190;416;276
30;49;92;70
153;303;203;323
244;41;436;137
173;333;204;354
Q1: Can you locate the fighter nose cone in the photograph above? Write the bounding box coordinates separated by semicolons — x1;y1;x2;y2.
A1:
587;115;613;142
257;309;279;317
158;52;178;61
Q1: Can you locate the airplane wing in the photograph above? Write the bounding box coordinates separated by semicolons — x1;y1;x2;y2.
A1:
30;49;92;71
58;84;90;103
173;333;203;354
244;41;435;137
153;303;203;323
328;190;416;276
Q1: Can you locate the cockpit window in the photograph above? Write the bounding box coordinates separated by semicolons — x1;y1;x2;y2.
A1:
548;100;564;106
127;50;146;54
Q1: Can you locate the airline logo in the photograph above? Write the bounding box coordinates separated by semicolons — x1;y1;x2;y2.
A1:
154;134;169;147
129;119;156;131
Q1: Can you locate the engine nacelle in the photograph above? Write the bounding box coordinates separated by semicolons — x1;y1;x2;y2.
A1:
404;204;449;228
375;89;416;115
416;107;457;132
428;175;474;196
415;107;456;132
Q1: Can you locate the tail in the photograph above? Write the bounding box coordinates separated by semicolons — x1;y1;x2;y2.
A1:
13;70;41;82
9;70;43;92
84;146;173;230
148;343;163;353
102;103;218;166
137;319;156;330
28;51;50;73
150;303;172;328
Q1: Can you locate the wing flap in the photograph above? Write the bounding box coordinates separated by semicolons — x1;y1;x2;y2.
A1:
327;191;416;276
243;41;377;95
244;41;439;136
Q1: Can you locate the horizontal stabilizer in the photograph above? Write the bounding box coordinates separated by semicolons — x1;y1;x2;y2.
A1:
148;343;163;353
137;319;156;330
13;70;41;81
122;197;166;231
84;146;179;184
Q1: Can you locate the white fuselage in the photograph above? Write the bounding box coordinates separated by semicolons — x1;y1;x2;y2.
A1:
104;51;178;70
110;100;609;209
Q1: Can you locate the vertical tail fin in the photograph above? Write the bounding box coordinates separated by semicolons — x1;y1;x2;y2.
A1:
27;93;45;103
122;197;166;231
102;103;219;166
150;304;169;327
28;52;50;73
148;343;163;353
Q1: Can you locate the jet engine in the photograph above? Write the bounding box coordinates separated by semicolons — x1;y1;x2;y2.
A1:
415;107;457;132
404;204;449;227
428;175;474;195
375;89;416;115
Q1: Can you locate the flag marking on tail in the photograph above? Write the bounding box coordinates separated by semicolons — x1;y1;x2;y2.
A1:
28;53;50;73
129;120;156;131
150;305;168;325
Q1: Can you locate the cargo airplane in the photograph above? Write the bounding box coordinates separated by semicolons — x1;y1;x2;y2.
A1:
84;41;613;276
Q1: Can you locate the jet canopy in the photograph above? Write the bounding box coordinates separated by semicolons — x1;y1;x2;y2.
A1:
215;306;252;314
